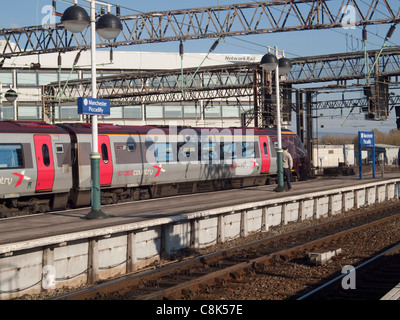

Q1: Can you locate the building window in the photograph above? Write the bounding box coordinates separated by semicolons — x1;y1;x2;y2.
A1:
222;105;239;118
0;72;13;85
59;106;79;119
165;106;183;118
124;106;142;119
183;105;200;118
38;73;58;85
204;105;221;118
17;72;37;86
146;105;163;119
18;106;42;120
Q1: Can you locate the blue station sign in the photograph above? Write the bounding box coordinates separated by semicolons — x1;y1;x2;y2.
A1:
358;131;376;179
358;131;375;147
77;97;110;116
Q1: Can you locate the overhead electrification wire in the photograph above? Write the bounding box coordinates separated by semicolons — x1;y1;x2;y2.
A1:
366;24;397;79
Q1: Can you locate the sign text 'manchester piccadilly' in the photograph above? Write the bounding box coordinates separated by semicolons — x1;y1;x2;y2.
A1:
358;131;375;147
77;97;110;116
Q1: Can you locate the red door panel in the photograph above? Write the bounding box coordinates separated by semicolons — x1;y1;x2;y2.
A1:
98;135;113;185
259;136;271;173
34;135;55;191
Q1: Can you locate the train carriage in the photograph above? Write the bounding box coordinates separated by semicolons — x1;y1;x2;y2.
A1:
0;121;72;217
0;121;309;217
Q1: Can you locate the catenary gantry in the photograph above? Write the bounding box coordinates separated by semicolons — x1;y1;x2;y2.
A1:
1;0;400;59
43;47;400;123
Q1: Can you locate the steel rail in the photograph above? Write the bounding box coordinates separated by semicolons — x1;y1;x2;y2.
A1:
141;211;400;300
52;201;400;300
297;241;400;300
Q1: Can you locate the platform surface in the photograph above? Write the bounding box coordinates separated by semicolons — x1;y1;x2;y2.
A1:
0;173;398;247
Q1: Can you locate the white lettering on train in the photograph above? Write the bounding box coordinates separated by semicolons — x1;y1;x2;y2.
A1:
0;177;13;186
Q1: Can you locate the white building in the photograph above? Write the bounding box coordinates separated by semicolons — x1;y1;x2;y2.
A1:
313;144;355;168
374;144;400;165
0;44;263;128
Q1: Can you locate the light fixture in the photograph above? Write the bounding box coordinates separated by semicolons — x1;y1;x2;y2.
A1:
278;57;292;75
61;5;90;33
5;89;17;102
96;13;123;39
260;53;278;72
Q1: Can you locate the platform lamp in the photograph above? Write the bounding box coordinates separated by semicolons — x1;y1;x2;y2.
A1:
61;1;122;219
260;50;292;192
5;88;18;103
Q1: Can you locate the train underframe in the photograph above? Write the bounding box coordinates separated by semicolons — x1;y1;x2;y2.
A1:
0;169;307;218
0;174;278;218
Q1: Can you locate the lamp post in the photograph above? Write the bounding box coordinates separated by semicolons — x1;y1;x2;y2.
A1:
260;49;292;192
62;1;122;219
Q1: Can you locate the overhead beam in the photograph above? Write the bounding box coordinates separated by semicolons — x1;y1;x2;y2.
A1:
2;0;400;59
43;48;400;106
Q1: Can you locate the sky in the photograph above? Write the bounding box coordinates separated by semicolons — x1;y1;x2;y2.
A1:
1;0;400;136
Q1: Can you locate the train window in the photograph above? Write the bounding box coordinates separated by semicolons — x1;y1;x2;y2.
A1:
222;142;237;160
55;144;64;153
42;144;51;167
242;142;255;158
127;142;136;152
154;143;173;162
201;142;219;162
263;142;268;157
101;143;109;164
0;144;24;169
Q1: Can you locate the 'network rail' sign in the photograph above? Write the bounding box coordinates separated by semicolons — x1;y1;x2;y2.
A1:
77;97;110;116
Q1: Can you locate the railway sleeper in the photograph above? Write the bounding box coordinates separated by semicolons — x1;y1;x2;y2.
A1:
229;271;243;281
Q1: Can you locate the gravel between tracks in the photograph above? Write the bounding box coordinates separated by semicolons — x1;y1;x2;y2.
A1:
15;200;399;300
192;203;400;300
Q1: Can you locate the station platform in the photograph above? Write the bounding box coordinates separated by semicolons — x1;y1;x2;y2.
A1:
382;283;400;300
1;172;400;299
1;172;399;247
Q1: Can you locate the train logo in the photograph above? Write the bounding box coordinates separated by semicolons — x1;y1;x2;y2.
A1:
153;165;166;177
12;171;31;187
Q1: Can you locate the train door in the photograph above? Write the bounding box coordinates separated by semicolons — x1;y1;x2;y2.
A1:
98;135;113;185
259;136;271;173
34;135;55;191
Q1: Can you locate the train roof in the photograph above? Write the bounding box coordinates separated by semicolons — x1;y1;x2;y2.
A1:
57;123;296;136
0;121;297;137
0;121;69;134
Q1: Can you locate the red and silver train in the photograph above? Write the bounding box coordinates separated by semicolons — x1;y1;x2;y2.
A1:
0;121;309;217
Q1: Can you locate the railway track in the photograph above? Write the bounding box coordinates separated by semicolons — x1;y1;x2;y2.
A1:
297;242;400;300
51;201;400;300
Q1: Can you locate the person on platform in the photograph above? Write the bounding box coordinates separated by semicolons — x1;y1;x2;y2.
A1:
282;145;293;190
